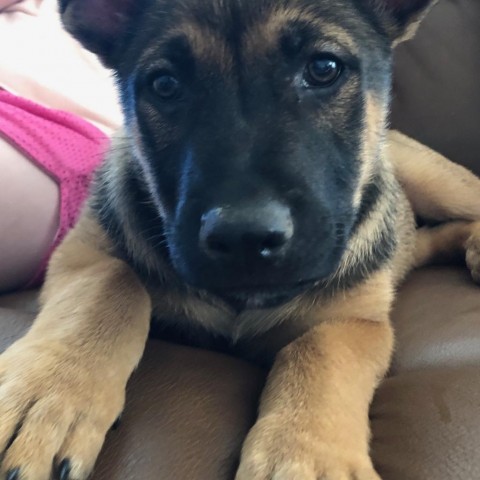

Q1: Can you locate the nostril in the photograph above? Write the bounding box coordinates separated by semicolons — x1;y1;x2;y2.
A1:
254;231;290;259
261;232;288;252
206;236;231;255
199;202;294;260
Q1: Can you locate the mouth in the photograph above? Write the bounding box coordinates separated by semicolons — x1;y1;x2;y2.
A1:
214;278;322;311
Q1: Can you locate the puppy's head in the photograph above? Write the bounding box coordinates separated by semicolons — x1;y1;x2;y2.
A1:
61;0;436;309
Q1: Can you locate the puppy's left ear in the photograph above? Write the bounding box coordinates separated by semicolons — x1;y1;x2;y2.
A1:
59;0;145;67
370;0;438;45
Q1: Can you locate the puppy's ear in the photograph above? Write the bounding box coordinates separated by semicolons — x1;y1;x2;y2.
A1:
59;0;144;67
370;0;438;44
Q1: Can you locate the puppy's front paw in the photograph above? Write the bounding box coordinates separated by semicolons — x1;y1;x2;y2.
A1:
0;339;124;480
236;417;380;480
466;224;480;284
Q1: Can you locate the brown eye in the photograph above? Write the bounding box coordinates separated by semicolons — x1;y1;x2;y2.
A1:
304;55;343;87
152;73;182;100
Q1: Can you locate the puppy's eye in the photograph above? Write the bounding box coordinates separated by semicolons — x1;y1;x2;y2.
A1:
304;55;343;88
152;73;182;100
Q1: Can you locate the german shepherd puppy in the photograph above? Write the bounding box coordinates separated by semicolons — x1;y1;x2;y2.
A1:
2;0;480;478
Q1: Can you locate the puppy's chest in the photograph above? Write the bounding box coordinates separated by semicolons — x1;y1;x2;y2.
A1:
148;293;315;366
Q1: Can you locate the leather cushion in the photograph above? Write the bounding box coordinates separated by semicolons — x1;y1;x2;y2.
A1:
2;267;480;480
392;0;480;176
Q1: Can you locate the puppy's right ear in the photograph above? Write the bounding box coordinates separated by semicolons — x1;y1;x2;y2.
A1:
369;0;438;45
59;0;144;67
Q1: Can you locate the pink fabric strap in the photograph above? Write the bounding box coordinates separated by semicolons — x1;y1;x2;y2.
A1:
0;89;109;286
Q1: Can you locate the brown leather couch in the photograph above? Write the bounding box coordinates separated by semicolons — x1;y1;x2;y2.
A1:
1;1;480;478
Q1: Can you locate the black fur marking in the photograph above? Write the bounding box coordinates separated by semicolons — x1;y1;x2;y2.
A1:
351;0;391;41
150;319;234;354
90;157;170;279
337;220;396;292
279;21;314;58
90;167;128;259
73;0;404;356
351;175;383;235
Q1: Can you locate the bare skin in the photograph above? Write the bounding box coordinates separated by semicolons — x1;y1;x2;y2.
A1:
0;138;59;292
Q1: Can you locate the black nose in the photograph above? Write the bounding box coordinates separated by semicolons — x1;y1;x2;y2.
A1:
200;202;294;261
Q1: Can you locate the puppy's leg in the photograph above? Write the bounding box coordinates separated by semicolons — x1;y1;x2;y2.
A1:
236;273;393;480
0;212;151;480
387;130;480;222
414;221;480;283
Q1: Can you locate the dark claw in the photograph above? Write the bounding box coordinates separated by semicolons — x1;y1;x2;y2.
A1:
6;468;20;480
6;424;22;451
58;459;71;480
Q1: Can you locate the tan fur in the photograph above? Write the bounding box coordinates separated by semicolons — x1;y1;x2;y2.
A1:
412;220;480;283
244;7;360;58
387;130;480;281
237;319;392;479
99;135;173;278
234;132;480;478
0;2;479;478
234;265;395;478
167;22;233;72
0;107;476;480
354;92;385;208
0;212;151;478
388;130;480;221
